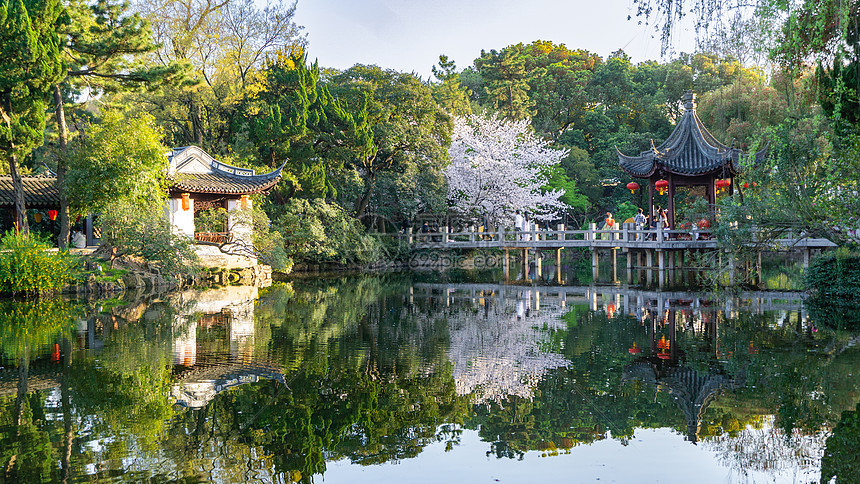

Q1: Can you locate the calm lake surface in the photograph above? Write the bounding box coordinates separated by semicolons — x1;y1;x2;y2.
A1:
1;272;858;483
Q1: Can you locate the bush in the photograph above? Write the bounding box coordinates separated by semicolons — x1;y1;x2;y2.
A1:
0;231;79;296
805;248;860;299
97;200;199;277
273;198;382;265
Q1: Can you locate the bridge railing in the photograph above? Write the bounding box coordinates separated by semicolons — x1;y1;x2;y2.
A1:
405;222;715;247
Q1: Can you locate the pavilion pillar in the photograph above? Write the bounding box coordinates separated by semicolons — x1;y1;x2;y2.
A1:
668;175;676;230
648;178;655;226
707;176;716;218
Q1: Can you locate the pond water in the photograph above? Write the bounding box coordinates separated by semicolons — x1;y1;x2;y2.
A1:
1;273;858;483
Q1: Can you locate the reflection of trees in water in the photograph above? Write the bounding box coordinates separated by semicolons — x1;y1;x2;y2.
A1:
435;289;570;404
703;417;826;479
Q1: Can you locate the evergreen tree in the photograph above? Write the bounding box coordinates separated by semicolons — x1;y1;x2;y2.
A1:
0;0;65;236
51;0;187;248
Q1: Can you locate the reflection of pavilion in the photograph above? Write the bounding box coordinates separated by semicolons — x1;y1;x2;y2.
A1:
623;306;744;444
170;286;285;408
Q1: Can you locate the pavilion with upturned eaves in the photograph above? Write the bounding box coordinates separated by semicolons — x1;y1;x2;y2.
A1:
617;91;767;229
166;146;285;269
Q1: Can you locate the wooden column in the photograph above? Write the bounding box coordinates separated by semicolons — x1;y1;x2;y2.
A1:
648;178;655;226
668;174;676;230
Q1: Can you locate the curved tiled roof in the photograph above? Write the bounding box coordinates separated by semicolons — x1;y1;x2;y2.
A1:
170;170;283;195
0;174;60;207
167;146;286;195
618;92;767;178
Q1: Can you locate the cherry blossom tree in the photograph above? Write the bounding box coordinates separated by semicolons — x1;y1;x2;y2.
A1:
445;113;568;225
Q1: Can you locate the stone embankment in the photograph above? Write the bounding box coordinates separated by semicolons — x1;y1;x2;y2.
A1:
64;258;272;296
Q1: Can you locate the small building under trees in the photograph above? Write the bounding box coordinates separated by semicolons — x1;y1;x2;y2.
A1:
617;91;767;229
166;146;285;268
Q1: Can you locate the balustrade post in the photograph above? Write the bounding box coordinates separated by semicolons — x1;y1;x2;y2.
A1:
557;224;565;241
407;227;413;244
498;226;504;245
657;226;664;243
589;223;597;242
441;226;449;244
469;225;475;243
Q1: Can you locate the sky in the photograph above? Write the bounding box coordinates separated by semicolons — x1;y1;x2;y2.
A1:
292;0;698;80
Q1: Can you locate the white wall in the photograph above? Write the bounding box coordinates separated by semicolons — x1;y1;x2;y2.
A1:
168;196;195;238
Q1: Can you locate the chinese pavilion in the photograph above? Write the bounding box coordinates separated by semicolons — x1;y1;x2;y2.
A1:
617;91;767;229
167;146;285;268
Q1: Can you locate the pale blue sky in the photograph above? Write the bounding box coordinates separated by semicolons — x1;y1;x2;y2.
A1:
293;0;697;79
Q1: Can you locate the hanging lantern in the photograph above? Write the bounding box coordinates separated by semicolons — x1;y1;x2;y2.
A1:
715;179;731;194
240;194;249;210
628;342;641;354
743;182;749;189
607;302;616;318
48;209;58;221
697;218;711;229
626;182;639;194
181;193;190;211
34;212;43;223
655;179;669;195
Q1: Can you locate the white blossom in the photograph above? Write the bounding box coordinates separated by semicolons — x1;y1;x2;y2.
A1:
445;113;568;225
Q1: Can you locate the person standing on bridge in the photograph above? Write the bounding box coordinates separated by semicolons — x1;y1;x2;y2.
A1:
515;211;523;241
634;208;647;240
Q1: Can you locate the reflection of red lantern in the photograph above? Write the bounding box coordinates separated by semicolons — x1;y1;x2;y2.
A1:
626;182;639;194
181;193;190;211
48;209;58;221
607;302;616;318
658;353;671;360
698;218;711;229
657;335;670;350
628;342;641;354
655;179;669;195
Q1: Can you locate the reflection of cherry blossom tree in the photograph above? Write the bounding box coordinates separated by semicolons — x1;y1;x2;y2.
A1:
703;417;827;481
438;288;570;405
446;114;567;224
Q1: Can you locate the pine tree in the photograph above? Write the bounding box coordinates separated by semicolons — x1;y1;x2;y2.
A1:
51;0;187;248
0;0;65;236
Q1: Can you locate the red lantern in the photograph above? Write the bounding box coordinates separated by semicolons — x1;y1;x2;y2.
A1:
181;193;190;211
628;342;641;354
697;218;711;229
626;182;639;194
48;209;58;221
715;179;731;193
743;182;749;189
655;179;669;195
240;194;249;210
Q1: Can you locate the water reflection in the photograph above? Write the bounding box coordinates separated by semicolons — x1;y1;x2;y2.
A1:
0;277;858;483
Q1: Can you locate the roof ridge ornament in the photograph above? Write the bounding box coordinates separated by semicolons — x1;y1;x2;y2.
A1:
683;90;695;112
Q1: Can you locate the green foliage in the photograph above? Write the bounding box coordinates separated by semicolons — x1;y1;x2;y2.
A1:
821;402;860;484
0;297;78;359
250;203;292;272
328;64;452;218
0;231;78;296
194;207;228;233
806;248;860;299
275;198;382;265
97;200;198;276
0;0;65;160
66;109;168;213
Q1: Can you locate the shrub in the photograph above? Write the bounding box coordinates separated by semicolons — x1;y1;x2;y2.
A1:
805;248;860;299
0;231;79;296
274;198;382;265
97;200;199;277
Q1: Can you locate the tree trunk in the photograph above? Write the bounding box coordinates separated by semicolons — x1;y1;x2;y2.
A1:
1;93;28;236
355;174;376;220
54;85;70;249
9;154;29;236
